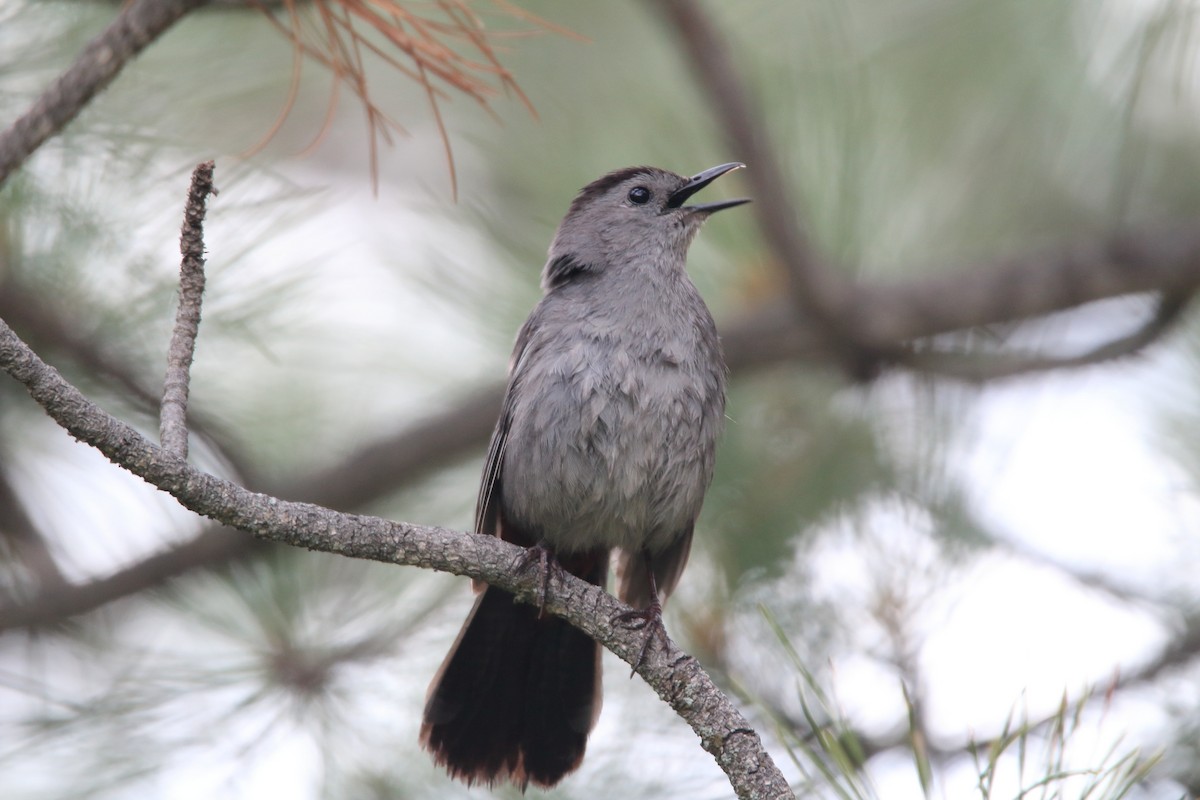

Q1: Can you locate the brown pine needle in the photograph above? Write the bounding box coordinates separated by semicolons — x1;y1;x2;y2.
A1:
247;0;578;195
241;0;308;160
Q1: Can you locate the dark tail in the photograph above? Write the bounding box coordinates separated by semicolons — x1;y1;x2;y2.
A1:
420;554;606;790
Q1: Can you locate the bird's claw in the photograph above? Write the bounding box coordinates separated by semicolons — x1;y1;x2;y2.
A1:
614;602;667;675
512;542;564;618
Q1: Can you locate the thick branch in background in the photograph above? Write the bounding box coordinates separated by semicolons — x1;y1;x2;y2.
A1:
0;467;69;593
0;0;209;190
0;313;793;800
856;224;1200;344
897;290;1194;381
0;386;502;632
648;0;1195;377
645;0;873;376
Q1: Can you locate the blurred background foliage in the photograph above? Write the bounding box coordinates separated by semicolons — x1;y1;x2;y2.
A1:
2;0;1200;797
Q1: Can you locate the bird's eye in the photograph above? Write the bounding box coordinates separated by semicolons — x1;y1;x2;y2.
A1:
627;186;651;205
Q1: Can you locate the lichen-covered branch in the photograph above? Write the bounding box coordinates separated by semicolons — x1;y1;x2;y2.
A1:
160;161;217;457
0;314;793;799
0;0;209;189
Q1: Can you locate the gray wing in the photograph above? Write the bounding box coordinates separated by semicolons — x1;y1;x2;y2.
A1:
474;315;540;542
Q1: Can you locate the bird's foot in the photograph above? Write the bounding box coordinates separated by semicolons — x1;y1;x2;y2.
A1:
512;541;565;618
614;600;667;675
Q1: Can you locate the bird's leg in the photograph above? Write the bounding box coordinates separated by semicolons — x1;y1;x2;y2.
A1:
614;552;667;674
511;540;565;618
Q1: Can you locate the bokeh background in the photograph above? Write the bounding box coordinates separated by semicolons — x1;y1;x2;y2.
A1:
2;1;1200;797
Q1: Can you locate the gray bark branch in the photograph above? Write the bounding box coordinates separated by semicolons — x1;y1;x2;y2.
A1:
2;0;1200;633
0;2;1198;792
160;160;217;457
0;0;209;190
0;386;502;632
0;314;793;800
5;215;1200;629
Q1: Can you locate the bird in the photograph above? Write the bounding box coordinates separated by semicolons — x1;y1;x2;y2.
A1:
420;163;749;790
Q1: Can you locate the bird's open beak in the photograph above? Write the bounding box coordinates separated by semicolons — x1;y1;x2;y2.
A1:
666;162;750;213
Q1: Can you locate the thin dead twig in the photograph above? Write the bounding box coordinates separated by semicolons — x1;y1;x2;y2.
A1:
251;0;571;194
160;161;218;458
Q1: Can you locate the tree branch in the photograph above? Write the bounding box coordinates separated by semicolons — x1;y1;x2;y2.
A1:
0;293;853;634
896;290;1193;382
0;467;70;593
160;161;217;457
6;217;1200;630
0;0;209;190
646;0;873;376
0;385;503;633
855;224;1200;345
0;525;258;631
649;0;1200;379
0;277;260;482
0;315;792;800
722;220;1200;373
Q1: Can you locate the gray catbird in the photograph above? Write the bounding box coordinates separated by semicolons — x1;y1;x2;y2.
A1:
419;163;749;789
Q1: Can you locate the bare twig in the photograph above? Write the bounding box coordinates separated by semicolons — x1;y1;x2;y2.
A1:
0;278;260;484
0;314;793;800
0;0;208;190
160;162;217;457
